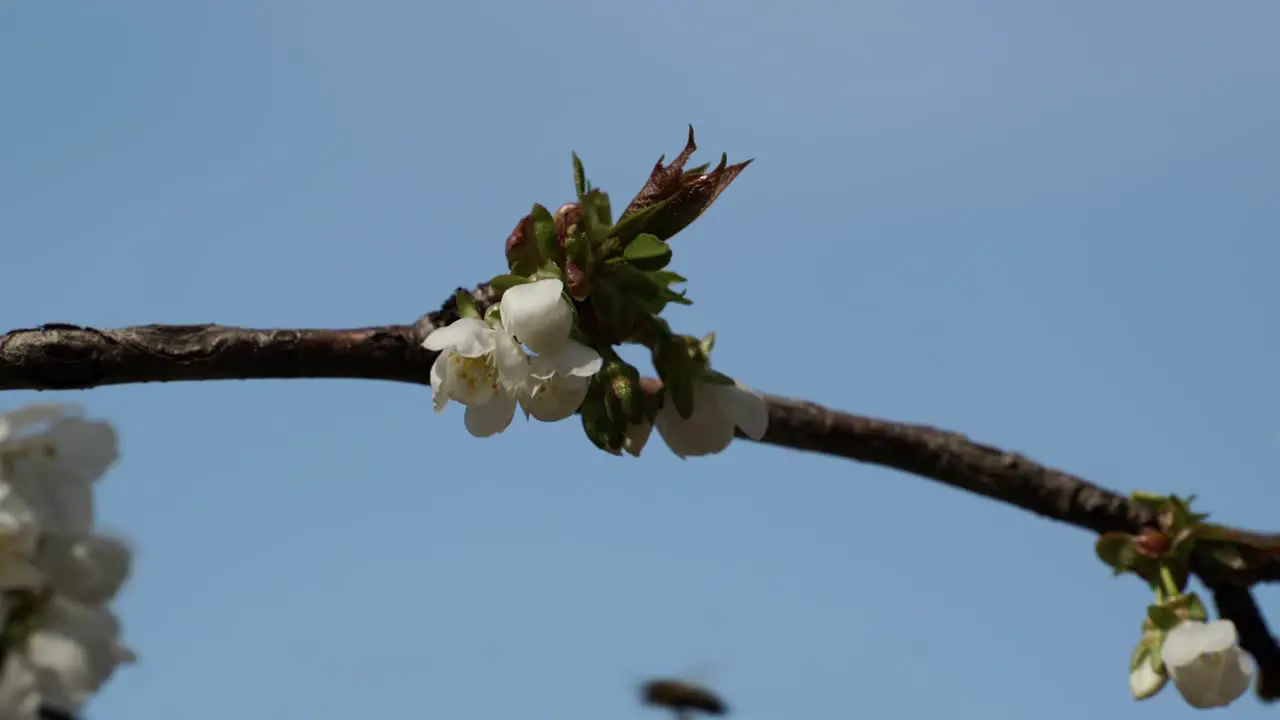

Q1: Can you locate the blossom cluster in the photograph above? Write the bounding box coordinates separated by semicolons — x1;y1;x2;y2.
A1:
424;279;767;457
0;405;134;719
1099;493;1259;709
423;133;768;458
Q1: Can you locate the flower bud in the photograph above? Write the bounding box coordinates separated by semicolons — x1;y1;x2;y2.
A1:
554;202;583;249
608;367;637;421
505;214;539;275
565;260;592;301
1135;529;1171;559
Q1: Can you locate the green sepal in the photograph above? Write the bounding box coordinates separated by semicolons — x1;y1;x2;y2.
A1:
649;270;688;286
488;274;533;291
701;369;736;386
1146;604;1180;632
580;381;624;456
623;233;673;271
610;197;671;247
572;152;588;201
454;290;480;320
1130;491;1169;507
565;231;591;266
653;336;696;419
1096;532;1137;574
581;189;613;243
530;203;562;268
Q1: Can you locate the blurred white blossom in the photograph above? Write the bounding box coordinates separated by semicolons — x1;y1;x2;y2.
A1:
0;595;135;720
0;404;134;718
1161;619;1254;709
656;379;768;458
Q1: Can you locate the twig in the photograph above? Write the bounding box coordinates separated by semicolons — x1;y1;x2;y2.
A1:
1;285;1276;700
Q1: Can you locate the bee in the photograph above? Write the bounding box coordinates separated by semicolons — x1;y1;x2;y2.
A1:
640;677;728;716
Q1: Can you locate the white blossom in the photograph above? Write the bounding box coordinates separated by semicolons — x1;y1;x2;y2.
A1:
656;378;768;458
0;485;42;590
422;317;523;438
0;408;117;537
1161;619;1254;709
0;404;134;718
499;278;574;355
423;279;601;434
0;596;136;720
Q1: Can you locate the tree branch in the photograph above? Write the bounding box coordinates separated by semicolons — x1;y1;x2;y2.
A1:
2;287;1277;700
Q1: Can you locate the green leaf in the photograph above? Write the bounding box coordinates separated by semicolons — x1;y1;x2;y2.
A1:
1149;648;1165;676
454;290;480;320
1130;491;1169;507
580;384;623;456
701;369;735;386
530;203;562;267
610;196;671;246
1095;532;1137;572
582;189;613;238
623;234;673;271
1185;592;1209;622
572;152;588;201
659;287;692;305
488;274;532;291
1146;604;1180;632
590;282;628;336
668;374;694;419
654;338;695;420
649;270;688;286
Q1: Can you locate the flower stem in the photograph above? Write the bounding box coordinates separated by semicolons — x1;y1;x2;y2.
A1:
1159;564;1182;599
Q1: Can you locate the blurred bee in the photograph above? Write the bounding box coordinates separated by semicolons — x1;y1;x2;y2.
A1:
640;677;728;716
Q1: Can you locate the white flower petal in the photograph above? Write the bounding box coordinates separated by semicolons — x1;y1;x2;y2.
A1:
1129;654;1167;700
718;382;768;440
623;420;652;457
519;375;591;422
655;382;735;458
1162;621;1204;668
422;318;495;357
26;598;130;715
501;279;572;354
3;473;94;538
540;340;603;378
429;354;449;413
464;392;517;437
0;484;39;556
1213;649;1256;708
1197;619;1240;654
440;354;497;407
493;330;532;390
1164;620;1255;709
36;534;133;605
0;405;77;445
44;418;119;484
0;651;39;720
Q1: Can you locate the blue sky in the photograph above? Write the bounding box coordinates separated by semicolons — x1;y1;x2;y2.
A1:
2;1;1278;718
